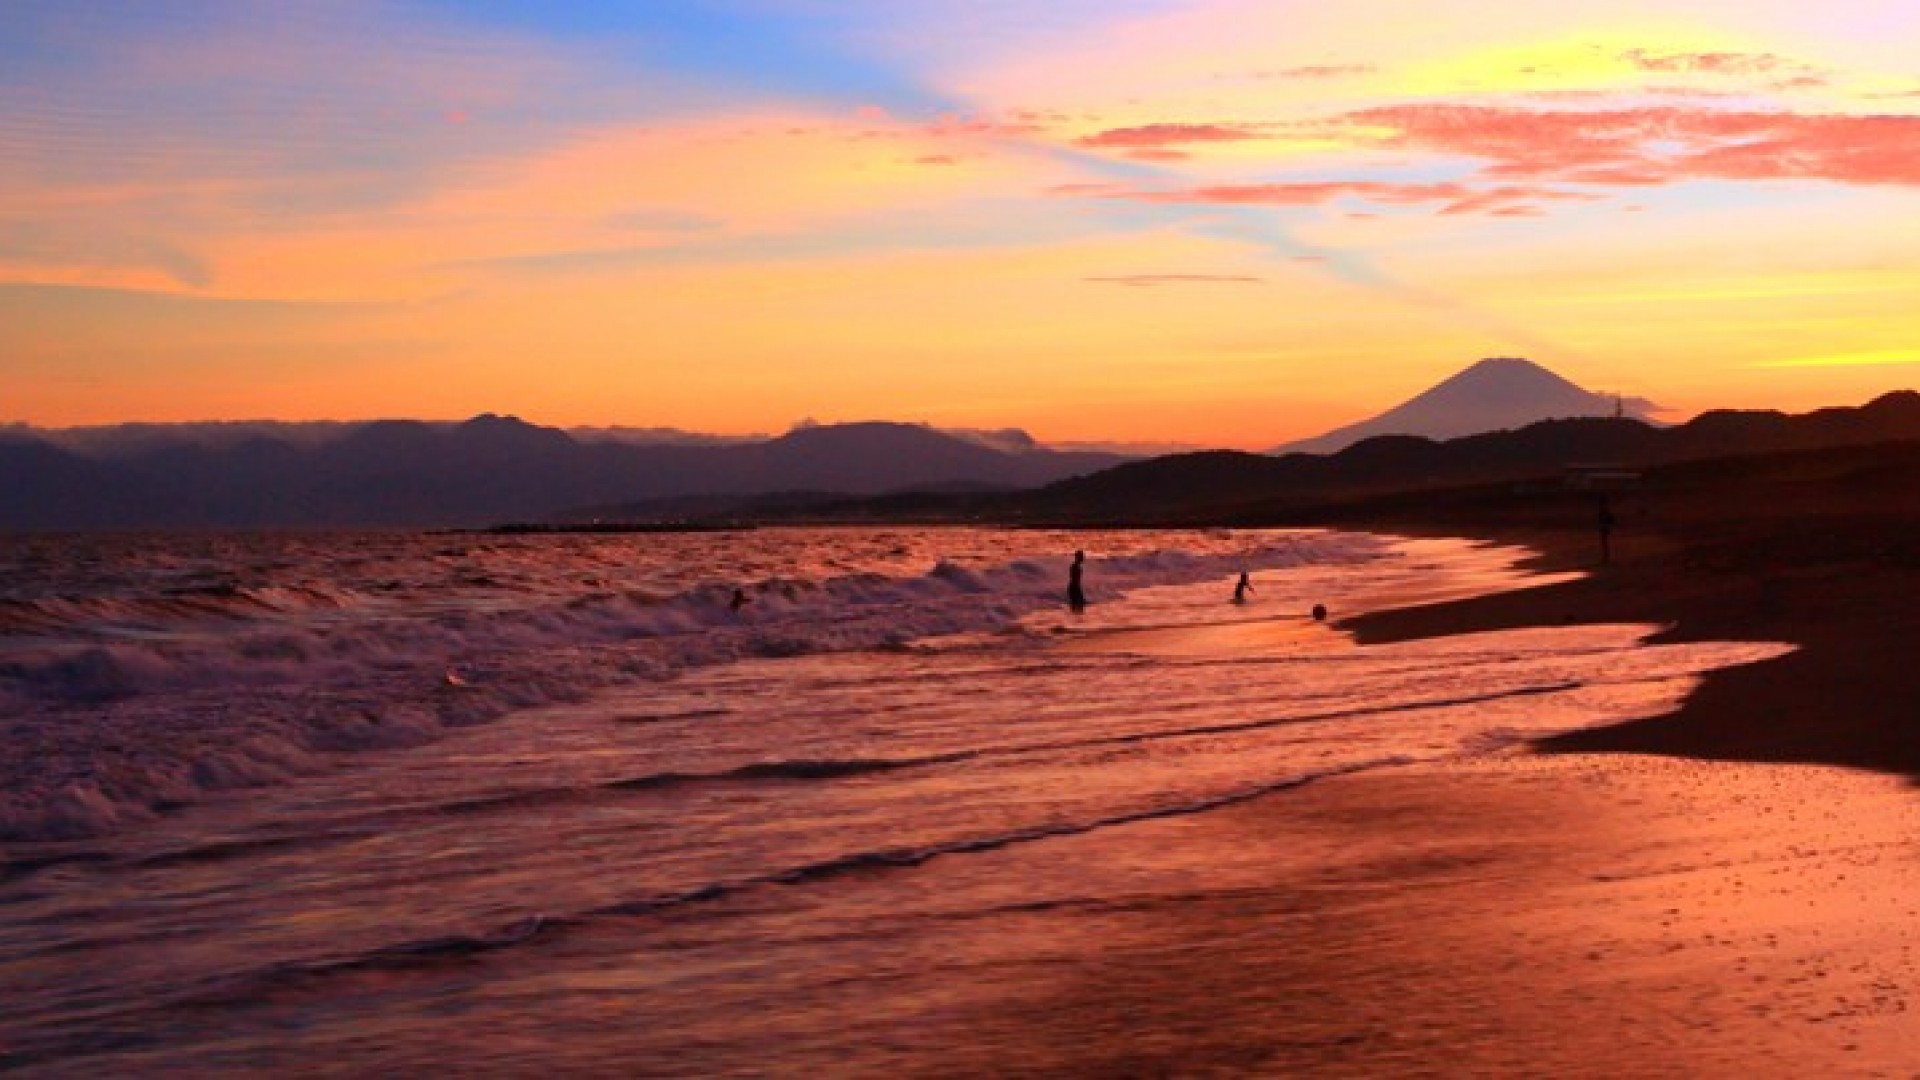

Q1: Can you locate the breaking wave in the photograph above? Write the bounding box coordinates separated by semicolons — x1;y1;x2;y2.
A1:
0;528;1386;841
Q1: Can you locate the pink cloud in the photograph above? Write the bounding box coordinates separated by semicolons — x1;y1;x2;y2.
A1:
1074;178;1600;218
1265;64;1376;79
1521;89;1614;102
1104;180;1463;206
1341;105;1920;187
1437;185;1602;215
1074;123;1266;150
1638;85;1743;99
924;114;1049;139
1050;102;1920;225
1622;49;1793;75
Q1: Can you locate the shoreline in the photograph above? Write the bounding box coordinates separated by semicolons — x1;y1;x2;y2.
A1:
1030;526;1920;1073
1336;501;1920;780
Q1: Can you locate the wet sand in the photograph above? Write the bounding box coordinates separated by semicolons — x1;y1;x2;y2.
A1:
972;752;1920;1076
630;749;1919;1075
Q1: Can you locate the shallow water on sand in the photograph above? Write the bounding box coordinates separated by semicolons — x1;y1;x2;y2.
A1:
0;529;1788;1073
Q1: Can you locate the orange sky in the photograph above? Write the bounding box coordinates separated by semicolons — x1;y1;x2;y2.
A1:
4;1;1919;447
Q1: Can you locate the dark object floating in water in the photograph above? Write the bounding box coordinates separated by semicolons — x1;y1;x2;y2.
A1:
1311;603;1328;621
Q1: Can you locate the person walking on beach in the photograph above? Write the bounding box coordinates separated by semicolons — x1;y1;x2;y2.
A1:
1233;571;1254;604
1067;550;1087;611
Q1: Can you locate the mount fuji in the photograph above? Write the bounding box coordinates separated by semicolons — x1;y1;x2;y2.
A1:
1274;357;1660;455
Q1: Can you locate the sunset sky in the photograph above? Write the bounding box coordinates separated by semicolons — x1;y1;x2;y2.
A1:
6;1;1920;448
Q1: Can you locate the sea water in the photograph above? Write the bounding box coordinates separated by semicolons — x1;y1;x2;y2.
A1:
0;527;1788;1073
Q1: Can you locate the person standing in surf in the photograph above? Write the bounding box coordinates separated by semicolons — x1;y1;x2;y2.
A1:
1067;550;1087;611
1233;571;1254;604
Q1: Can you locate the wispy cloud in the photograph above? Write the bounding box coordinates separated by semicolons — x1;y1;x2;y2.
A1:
1083;274;1264;286
1621;49;1797;75
1091;180;1464;206
1073;122;1267;161
1279;63;1376;79
1337;105;1920;188
1070;179;1596;218
1234;63;1377;80
1754;349;1920;369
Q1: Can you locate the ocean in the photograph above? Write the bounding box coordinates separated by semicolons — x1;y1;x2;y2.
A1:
0;527;1788;1073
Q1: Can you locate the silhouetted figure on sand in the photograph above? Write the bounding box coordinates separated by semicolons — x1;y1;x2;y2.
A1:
1067;550;1087;611
1597;495;1617;566
1233;571;1254;604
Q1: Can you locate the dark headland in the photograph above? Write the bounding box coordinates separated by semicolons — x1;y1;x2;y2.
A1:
1338;437;1920;779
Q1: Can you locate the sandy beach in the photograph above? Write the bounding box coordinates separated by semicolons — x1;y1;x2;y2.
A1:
835;752;1920;1076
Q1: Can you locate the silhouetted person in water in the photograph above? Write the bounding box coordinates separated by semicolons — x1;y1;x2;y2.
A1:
1311;603;1327;622
1067;550;1087;611
1597;495;1617;566
1233;571;1254;604
729;587;751;613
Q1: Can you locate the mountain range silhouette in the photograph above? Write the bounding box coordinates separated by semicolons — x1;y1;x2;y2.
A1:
5;359;1917;529
0;417;1126;529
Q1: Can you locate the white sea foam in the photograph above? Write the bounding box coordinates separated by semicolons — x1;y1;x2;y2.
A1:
0;528;1384;841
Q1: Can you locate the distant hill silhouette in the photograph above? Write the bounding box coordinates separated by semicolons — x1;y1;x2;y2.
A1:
1275;357;1660;454
0;417;1128;529
1013;390;1920;524
14;392;1920;530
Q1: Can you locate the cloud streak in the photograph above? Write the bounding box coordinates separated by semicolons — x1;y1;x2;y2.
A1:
1621;49;1798;75
1073;122;1268;161
1754;349;1920;369
1068;179;1599;218
1083;274;1264;286
1340;105;1920;188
